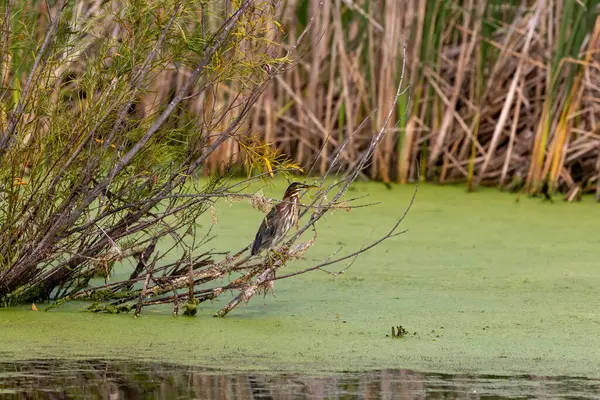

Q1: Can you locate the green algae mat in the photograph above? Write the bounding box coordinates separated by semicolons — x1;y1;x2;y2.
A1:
2;182;600;378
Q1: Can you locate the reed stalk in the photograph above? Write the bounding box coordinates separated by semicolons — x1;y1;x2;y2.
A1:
3;0;600;203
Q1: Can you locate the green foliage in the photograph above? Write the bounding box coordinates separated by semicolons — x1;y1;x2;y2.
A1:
86;302;135;314
43;296;71;311
550;0;599;95
182;297;198;316
0;0;298;306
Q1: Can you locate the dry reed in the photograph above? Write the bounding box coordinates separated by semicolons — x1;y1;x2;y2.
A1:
3;1;600;200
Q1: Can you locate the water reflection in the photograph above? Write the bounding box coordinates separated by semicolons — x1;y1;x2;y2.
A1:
1;359;599;399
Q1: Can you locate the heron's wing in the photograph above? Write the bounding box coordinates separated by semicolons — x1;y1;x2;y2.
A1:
251;207;278;255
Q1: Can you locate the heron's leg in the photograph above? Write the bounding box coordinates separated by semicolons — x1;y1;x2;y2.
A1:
270;246;289;265
263;249;278;268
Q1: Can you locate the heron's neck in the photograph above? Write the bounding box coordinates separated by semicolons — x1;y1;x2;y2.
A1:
286;193;299;204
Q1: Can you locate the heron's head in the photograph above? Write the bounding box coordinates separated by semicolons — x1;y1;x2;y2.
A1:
283;182;317;199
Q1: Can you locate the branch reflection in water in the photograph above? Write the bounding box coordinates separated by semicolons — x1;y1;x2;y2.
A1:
1;359;598;399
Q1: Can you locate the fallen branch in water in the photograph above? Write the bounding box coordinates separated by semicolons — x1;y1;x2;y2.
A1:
2;1;416;318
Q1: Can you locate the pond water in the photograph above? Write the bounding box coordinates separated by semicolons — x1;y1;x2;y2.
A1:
2;359;600;399
3;182;600;397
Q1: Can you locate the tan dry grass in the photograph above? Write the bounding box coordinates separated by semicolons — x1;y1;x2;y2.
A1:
4;0;600;200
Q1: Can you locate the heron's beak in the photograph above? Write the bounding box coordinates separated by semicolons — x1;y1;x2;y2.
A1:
303;184;318;189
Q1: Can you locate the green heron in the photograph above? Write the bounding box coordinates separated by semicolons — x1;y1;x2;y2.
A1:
250;182;316;256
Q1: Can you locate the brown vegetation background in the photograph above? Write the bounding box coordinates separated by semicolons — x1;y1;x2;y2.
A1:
5;1;600;199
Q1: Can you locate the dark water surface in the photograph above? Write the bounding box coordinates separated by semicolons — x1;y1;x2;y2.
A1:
1;359;599;399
